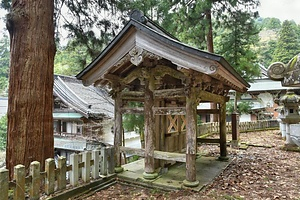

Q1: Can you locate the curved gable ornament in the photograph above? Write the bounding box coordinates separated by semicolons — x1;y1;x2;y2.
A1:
268;54;300;86
129;46;144;66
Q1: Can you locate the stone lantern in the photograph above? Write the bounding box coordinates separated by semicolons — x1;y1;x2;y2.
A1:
276;90;300;146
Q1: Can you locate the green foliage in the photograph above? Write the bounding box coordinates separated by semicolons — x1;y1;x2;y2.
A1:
260;17;282;30
258;39;277;68
226;101;253;114
272;20;300;64
54;43;92;75
0;115;7;151
123;102;144;134
214;10;261;82
0;35;9;96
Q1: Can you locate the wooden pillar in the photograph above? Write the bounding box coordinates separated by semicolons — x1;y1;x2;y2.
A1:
155;100;161;168
143;77;158;180
58;120;62;135
159;100;166;168
219;102;228;160
114;88;124;173
183;86;199;187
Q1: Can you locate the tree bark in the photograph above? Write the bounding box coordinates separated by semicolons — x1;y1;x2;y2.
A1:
206;9;214;53
6;0;55;178
206;8;218;122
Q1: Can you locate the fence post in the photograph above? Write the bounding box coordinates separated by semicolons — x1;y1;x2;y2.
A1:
107;147;115;174
231;113;239;148
0;168;9;200
70;153;79;186
92;150;100;179
14;164;25;200
30;161;40;200
100;147;107;176
57;156;66;190
82;151;91;182
78;153;82;179
45;158;55;195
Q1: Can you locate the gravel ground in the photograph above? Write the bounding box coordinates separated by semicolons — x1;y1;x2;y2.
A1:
81;130;300;200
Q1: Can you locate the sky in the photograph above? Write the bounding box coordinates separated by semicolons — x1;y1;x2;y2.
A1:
258;0;300;23
0;0;300;37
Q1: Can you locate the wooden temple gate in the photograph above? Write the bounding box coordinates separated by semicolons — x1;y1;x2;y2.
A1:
77;10;249;187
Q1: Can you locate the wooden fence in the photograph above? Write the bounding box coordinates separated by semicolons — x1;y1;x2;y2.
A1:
0;146;115;200
198;119;279;136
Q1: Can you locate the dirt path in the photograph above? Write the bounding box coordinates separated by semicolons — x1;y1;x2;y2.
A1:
80;130;300;200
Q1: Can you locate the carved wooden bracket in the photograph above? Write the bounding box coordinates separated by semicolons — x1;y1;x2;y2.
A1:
129;46;144;66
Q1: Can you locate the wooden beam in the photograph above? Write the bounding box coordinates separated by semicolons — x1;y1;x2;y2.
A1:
104;74;121;82
198;90;228;104
154;88;185;98
119;146;186;162
154;150;186;162
121;107;144;114
197;109;219;114
121;91;144;98
197;138;220;144
154;65;186;81
122;68;144;84
120;88;187;101
153;107;186;115
120;146;145;157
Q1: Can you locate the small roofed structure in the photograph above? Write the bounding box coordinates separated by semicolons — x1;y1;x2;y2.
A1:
77;10;249;187
53;75;114;136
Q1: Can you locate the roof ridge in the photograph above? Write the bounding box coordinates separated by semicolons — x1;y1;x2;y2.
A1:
54;76;91;117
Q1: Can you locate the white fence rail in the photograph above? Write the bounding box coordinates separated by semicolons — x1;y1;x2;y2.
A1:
198;119;279;136
0;146;115;200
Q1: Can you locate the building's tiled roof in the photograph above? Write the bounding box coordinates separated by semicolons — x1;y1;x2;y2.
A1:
54;75;114;119
248;78;291;92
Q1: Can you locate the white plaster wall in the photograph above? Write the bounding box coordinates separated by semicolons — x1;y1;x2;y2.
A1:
197;102;211;109
67;122;73;133
102;119;114;145
239;114;251;122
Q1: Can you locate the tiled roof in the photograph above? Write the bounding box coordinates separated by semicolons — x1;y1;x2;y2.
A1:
54;75;114;119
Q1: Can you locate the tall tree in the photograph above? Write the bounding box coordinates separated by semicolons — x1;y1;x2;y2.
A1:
54;0;121;67
258;39;277;68
5;0;55;178
215;11;261;82
54;43;92;76
260;17;281;31
272;20;300;64
214;10;261;111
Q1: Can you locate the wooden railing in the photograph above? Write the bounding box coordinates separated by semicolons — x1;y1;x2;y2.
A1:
0;146;115;200
198;119;279;136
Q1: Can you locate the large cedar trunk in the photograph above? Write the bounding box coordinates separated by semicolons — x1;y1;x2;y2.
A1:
6;0;55;178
